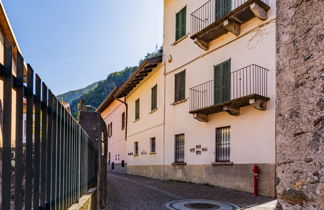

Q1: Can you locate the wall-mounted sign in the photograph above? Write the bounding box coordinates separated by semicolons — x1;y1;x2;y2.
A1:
128;152;133;156
196;151;201;155
141;151;147;155
196;145;201;149
202;147;208;152
190;148;195;152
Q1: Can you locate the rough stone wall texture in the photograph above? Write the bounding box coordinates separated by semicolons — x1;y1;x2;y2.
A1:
276;0;324;209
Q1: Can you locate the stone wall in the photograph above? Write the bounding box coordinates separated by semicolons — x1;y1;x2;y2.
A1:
276;0;324;209
127;164;276;197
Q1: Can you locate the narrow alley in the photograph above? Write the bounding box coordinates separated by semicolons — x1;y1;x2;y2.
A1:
106;172;276;210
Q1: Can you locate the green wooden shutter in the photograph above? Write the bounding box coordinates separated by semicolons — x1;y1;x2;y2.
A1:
175;73;179;102
176;7;186;41
179;71;186;100
214;60;231;104
135;99;140;120
214;65;223;104
223;61;231;102
215;0;232;19
151;85;157;110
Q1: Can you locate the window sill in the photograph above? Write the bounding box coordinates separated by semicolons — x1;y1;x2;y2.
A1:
149;152;156;155
211;162;233;166
149;108;158;114
133;154;139;157
172;34;188;46
171;99;187;106
172;162;187;166
133;119;140;123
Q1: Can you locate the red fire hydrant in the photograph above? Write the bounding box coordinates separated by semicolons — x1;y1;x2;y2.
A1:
253;164;260;196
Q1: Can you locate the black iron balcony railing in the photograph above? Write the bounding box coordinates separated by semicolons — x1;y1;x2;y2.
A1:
189;64;269;113
191;0;270;47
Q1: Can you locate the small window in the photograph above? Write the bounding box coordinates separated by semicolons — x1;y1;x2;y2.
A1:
175;70;186;102
176;7;186;41
215;127;230;162
121;112;125;130
134;142;139;155
150;137;156;153
151;85;157;111
135;99;140;120
108;122;113;137
175;134;185;163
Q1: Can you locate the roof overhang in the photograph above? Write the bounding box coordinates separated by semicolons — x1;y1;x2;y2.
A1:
115;55;162;98
96;87;119;113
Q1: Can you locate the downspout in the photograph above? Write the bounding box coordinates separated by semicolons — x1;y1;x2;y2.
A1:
162;59;167;180
116;97;128;141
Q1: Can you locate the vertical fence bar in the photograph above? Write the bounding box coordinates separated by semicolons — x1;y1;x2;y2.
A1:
33;74;42;209
14;51;24;210
51;97;57;210
40;83;48;209
46;90;53;209
25;64;34;210
2;38;13;210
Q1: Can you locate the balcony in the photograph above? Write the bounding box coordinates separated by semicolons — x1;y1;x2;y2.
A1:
189;64;269;122
191;0;270;50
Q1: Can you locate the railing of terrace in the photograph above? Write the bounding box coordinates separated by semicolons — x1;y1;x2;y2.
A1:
191;0;269;36
189;64;269;112
0;38;98;210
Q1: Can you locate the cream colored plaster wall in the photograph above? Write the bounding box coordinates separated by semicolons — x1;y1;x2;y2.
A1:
126;65;165;166
100;99;127;164
163;0;276;165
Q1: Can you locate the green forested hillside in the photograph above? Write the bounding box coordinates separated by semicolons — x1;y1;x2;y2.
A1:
58;47;162;117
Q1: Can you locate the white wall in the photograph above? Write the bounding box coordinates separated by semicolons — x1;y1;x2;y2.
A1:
163;0;276;165
100;99;127;164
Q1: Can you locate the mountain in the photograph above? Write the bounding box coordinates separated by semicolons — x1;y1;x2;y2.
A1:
57;81;101;104
58;46;163;117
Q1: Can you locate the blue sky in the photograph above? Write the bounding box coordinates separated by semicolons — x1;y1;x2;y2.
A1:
2;0;163;95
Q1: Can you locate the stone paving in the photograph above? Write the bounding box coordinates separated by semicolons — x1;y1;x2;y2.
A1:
106;172;276;210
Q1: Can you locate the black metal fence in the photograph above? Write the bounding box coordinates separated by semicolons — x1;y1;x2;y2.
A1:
191;0;269;35
0;38;98;209
189;64;269;111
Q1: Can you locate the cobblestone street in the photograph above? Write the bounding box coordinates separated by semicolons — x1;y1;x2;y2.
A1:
106;172;276;210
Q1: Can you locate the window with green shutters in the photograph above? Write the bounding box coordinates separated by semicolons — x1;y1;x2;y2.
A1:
214;60;231;104
215;0;232;20
175;70;186;102
176;7;186;41
135;99;140;120
151;85;157;111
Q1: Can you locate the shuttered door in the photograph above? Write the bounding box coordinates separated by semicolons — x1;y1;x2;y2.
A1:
214;60;231;104
215;0;232;20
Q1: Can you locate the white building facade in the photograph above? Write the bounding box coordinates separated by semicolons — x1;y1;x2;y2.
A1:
110;0;276;197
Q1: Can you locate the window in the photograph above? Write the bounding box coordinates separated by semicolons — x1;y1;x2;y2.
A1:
176;7;186;41
134;142;139;155
151;85;157;111
121;112;125;130
214;60;231;104
108;122;112;137
175;70;186;102
150;137;156;153
215;127;230;162
135;99;140;120
175;134;185;163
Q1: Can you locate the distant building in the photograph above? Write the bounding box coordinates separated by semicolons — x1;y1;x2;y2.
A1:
61;101;71;112
97;88;127;173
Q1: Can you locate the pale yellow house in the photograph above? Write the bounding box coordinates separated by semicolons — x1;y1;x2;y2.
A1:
115;56;164;178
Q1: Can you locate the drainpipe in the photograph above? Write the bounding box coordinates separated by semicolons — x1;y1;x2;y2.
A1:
162;58;167;180
116;97;128;141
